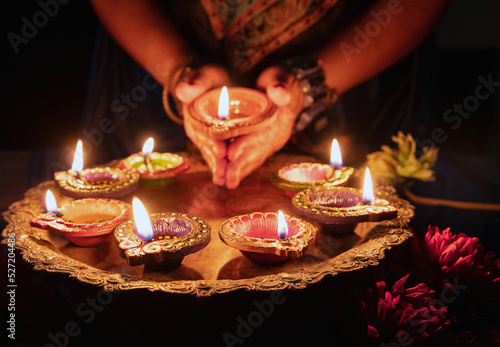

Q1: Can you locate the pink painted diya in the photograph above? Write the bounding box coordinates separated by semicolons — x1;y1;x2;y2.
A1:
54;167;139;199
114;212;211;269
219;212;317;265
271;163;354;197
292;186;398;235
30;198;131;246
185;87;278;140
120;152;189;188
271;139;354;197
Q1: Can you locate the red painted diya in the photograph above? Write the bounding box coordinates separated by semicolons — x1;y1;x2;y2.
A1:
120;152;189;188
114;212;211;269
292;186;398;235
54;167;139;199
30;199;131;246
185;87;278;140
219;212;317;265
271;163;354;197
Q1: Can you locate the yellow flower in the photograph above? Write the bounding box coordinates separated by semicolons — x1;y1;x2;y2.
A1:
366;131;439;185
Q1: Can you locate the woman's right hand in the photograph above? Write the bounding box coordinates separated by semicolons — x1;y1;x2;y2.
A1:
175;65;230;186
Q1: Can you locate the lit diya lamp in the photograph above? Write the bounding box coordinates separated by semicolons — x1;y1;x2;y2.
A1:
271;139;354;197
219;210;317;265
184;86;278;140
120;137;189;188
114;198;211;269
292;167;397;235
54;140;140;198
30;189;131;246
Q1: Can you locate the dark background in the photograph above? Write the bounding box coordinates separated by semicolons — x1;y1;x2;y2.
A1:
1;1;499;153
1;1;500;346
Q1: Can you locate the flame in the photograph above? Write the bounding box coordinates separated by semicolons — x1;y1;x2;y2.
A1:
218;86;229;120
71;140;83;171
277;210;289;239
142;137;154;156
45;190;58;214
330;138;343;169
362;167;375;204
132;197;154;241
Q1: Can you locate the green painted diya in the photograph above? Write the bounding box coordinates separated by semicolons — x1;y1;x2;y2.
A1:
120;152;189;188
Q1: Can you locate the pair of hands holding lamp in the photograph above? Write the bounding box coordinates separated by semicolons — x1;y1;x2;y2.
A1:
174;64;304;189
90;0;452;189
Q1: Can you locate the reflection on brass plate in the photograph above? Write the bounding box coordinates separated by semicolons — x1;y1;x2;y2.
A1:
2;179;413;297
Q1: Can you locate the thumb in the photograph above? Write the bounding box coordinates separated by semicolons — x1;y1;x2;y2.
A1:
176;65;229;103
266;84;291;106
256;66;293;107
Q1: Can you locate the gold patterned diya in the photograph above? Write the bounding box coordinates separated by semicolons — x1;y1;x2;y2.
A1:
120;137;189;188
55;140;139;198
271;139;353;197
115;198;211;269
219;211;317;265
54;167;140;199
184;86;278;140
292;169;397;235
30;193;131;246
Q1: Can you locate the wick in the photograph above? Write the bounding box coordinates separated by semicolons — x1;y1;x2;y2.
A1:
143;153;154;172
330;162;342;170
278;227;287;240
74;170;88;184
48;210;62;217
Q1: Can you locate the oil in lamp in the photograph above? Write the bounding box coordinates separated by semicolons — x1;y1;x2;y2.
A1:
292;168;397;235
30;189;131;246
271;138;354;197
114;198;211;269
184;86;278;140
219;210;317;265
120;137;189;188
54;140;140;198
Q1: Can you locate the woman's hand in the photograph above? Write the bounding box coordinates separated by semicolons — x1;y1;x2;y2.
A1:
177;65;229;186
225;66;304;189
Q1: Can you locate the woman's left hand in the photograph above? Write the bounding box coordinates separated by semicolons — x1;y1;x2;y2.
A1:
225;66;304;189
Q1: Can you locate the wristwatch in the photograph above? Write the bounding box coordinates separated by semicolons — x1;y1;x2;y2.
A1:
281;55;338;136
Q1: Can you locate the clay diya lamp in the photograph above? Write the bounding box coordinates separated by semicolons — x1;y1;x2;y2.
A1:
120;137;189;188
54;140;139;198
219;211;317;265
292;168;397;235
30;190;131;246
184;86;278;140
114;198;211;269
272;139;354;197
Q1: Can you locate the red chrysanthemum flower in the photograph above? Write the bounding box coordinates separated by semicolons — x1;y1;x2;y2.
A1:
422;226;500;286
359;274;451;344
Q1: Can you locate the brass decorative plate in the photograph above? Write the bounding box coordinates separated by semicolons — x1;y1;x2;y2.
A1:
1;154;414;297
